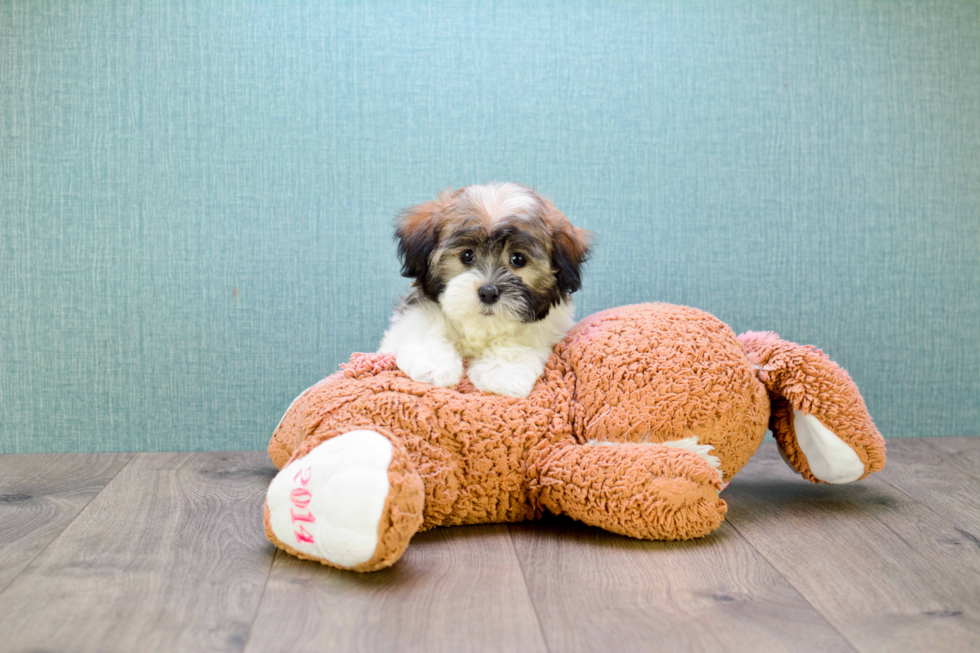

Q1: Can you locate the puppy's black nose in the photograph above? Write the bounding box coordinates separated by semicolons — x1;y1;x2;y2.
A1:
478;285;500;305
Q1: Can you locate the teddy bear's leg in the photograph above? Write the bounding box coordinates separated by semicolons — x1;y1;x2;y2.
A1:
264;427;425;572
739;331;887;484
531;441;727;540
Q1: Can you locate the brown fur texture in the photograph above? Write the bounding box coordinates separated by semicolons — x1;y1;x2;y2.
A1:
265;303;886;571
738;330;886;482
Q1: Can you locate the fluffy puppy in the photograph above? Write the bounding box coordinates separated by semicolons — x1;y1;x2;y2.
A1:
379;182;592;398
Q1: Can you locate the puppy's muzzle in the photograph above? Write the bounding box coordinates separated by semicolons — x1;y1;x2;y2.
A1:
478;285;500;305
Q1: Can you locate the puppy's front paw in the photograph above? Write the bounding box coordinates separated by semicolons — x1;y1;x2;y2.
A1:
396;346;463;388
468;358;540;398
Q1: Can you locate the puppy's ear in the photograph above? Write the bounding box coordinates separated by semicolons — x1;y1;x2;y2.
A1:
541;199;592;295
552;225;592;294
394;191;449;280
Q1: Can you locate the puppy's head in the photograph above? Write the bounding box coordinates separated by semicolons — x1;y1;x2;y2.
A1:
394;183;591;325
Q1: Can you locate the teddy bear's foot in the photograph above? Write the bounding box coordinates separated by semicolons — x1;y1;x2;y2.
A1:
264;429;424;571
789;410;865;484
738;330;886;484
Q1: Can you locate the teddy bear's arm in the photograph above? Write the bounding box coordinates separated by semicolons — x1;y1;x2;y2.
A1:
530;441;728;540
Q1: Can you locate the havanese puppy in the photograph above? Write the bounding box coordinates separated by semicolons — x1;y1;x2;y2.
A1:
379;182;592;398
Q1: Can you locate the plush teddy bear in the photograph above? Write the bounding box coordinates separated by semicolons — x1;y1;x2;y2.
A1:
263;303;885;572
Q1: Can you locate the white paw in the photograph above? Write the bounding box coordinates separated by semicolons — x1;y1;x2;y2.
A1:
468;358;540;398
396;345;463;388
662;436;723;479
793;410;866;484
266;430;393;568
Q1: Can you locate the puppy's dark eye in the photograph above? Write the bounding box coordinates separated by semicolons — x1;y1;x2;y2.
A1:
461;250;475;264
510;252;527;268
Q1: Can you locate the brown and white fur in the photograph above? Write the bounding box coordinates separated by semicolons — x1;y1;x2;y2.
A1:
379;183;591;398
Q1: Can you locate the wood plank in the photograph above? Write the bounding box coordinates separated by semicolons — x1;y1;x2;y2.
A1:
917;436;980;477
875;439;980;533
510;515;854;653
0;452;133;592
246;524;548;653
723;442;980;653
0;451;279;653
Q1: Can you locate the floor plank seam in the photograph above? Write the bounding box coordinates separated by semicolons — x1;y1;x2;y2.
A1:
723;515;863;653
506;524;554;653
0;452;138;597
241;548;280;653
874;471;980;540
918;438;980;481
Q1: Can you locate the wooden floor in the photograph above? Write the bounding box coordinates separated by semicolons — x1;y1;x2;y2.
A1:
0;438;978;652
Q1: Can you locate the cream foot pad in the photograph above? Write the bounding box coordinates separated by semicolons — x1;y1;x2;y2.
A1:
266;430;393;568
792;410;865;484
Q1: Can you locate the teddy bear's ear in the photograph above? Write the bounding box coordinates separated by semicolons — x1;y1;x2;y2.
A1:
394;191;451;284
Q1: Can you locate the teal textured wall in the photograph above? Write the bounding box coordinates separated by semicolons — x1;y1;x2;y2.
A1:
1;0;978;453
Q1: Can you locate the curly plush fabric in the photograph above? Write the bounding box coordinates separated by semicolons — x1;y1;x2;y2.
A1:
264;303;886;571
738;330;886;482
